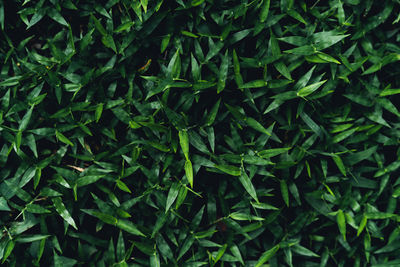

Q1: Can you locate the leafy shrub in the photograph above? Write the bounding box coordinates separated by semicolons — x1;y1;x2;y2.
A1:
1;0;400;266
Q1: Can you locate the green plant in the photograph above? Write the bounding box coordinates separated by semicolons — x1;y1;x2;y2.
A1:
1;0;400;266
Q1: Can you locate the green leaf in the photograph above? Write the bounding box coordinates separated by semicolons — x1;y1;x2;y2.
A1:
2;240;15;264
233;49;243;87
191;0;205;7
52;197;78;230
205;99;221;126
280;179;289;207
239;169;258;202
287;9;307;24
55;130;74;146
274;61;292;80
239;80;268;89
185;160;194;188
297;80;327;97
116;180;132;193
357;215;368;236
332;154;346;176
19;105;34;131
166;182;180;212
150;250;160;267
259;0;270;22
116;219;146;237
337;209;346;241
217;49;229;93
0;197;10;211
179;130;190;160
256;244;280;267
246;117;271;135
114;21;135;33
47;9;69;27
291;244;320;257
258;147;291;158
214;164;241;176
82;209;118;225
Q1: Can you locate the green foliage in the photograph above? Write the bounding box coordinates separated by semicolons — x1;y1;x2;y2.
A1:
1;0;400;266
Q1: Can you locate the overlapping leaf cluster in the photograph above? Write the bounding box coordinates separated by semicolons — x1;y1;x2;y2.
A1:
1;0;400;266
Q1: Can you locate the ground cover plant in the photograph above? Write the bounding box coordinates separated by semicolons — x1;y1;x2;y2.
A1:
1;0;400;266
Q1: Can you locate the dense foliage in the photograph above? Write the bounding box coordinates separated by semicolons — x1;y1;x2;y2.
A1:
1;0;400;266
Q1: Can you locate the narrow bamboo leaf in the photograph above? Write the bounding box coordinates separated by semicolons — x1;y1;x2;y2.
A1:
317;52;341;64
150;250;160;267
26;203;51;214
297;80;327;97
191;53;201;81
239;80;268;89
213;243;227;264
114;21;135;33
293;66;316;91
300;113;322;137
116;179;132;193
116;219;146;237
15;234;50;243
191;0;205;7
259;0;270;22
19;105;34;131
357;215;368;236
291;244;320;257
95;103;103;122
82;209;117;225
0;197;10;211
116;231;125;262
177;236;195;259
258;147;291;158
280;180;289;207
333;128;357;143
166;182;180;212
287;9;307;24
379;88;400;96
251;202;279;210
239;169;258;202
52;197;78;230
0;76;22;87
47;9;69;27
185;159;194;188
274;61;292;80
233;49;243;87
217;50;229;93
206;99;221;126
214;164;241;176
56;130;74;146
179;130;189;160
2;240;15;264
256;244;280;267
332;154;346;176
160;34;171;53
246;117;271;135
230;244;244;265
337;209;346;241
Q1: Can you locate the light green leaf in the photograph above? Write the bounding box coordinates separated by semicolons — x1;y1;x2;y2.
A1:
185;160;194;188
239;169;258;202
297;80;327;97
258;147;291;158
259;0;270;22
214;164;241;176
256;244;280;267
337;209;346;241
246;117;271;135
179;130;190;160
52;197;78;230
